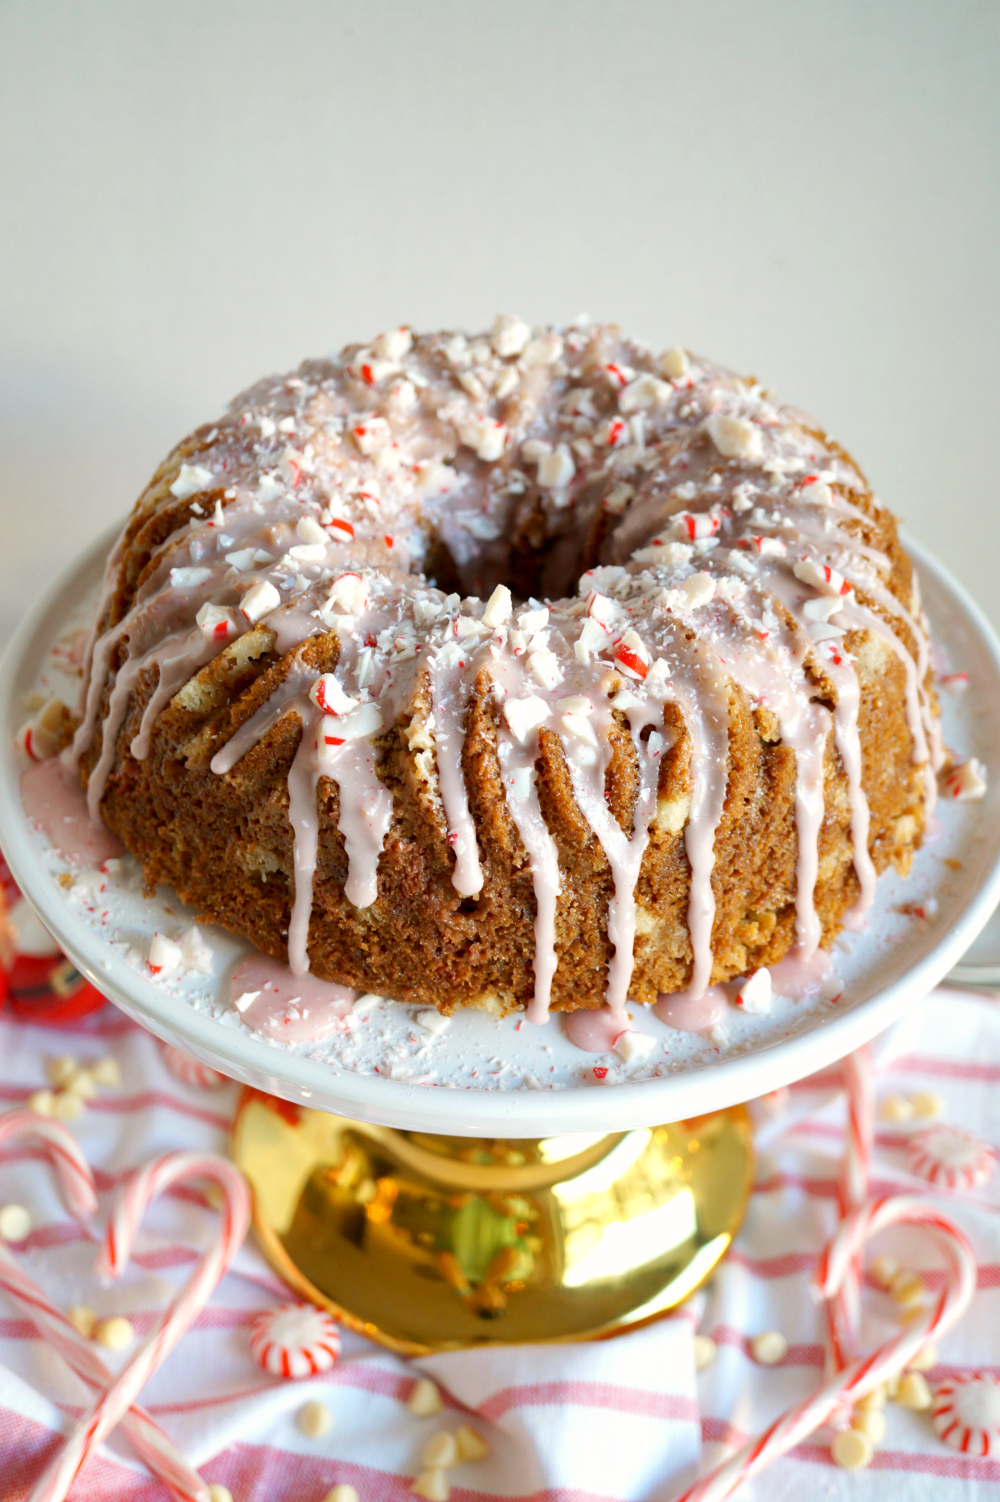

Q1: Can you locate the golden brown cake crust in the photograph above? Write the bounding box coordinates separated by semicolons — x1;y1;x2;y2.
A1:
70;324;940;1016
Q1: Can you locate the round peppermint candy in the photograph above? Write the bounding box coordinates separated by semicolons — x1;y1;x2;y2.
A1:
250;1303;342;1379
933;1374;1000;1456
906;1123;996;1190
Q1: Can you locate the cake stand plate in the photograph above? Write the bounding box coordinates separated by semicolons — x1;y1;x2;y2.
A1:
3;532;1000;1139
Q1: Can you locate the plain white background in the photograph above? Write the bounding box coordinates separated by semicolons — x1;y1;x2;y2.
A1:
2;2;998;648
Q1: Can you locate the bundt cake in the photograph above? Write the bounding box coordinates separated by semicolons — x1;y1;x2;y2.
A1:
64;319;942;1024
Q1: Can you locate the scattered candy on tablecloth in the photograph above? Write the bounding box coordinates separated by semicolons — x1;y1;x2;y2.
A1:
297;1399;332;1437
408;1376;443;1415
932;1373;1000;1456
159;1041;227;1090
250;1302;343;1379
907;1122;997;1189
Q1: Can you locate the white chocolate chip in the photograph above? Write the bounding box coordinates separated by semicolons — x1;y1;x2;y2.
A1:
878;1093;914;1123
67;1304;96;1338
693;1334;718;1370
831;1427;873;1470
46;1055;78;1087
408;1377;443;1416
90;1057;121;1087
52;1091;85;1121
0;1204;32;1242
910;1091;944;1118
907;1342;938;1372
324;1488;359;1502
411;1468;449;1501
751;1330;788;1365
96;1315;134;1351
421;1432;458;1468
851;1407;886;1442
297;1400;332;1437
895;1371;932;1410
869;1254;900;1289
27;1089;56;1117
209;1488;234;1502
890;1270;926;1308
454;1425;490;1462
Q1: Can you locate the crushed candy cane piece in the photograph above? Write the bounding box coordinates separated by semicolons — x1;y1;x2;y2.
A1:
705;413;763;461
735;968;772;1014
613;1030;656;1063
942;758;987;801
659;346;689;379
148;933;182;976
169;463;215;499
240;579;281;624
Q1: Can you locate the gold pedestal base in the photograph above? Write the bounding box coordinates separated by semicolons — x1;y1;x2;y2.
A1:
232;1091;754;1355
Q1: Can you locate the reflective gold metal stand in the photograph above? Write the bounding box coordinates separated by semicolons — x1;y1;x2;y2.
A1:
232;1090;754;1354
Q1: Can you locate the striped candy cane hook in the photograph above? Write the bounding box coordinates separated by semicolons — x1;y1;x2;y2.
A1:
672;1194;976;1501
0;1111;208;1501
26;1150;251;1502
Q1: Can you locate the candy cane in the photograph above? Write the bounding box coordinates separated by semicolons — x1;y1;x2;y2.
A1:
0;1113;208;1502
27;1151;251;1502
0;1110;97;1220
672;1195;976;1502
824;1047;873;1383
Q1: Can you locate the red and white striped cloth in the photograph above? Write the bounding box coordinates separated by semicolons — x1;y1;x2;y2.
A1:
1;986;999;1501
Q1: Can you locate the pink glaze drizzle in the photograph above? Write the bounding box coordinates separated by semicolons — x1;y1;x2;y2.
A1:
21;757;123;867
229;953;355;1042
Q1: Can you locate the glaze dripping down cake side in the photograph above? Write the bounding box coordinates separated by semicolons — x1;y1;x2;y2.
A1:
65;320;942;1021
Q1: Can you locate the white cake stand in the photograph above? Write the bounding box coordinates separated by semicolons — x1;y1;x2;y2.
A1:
3;529;999;1350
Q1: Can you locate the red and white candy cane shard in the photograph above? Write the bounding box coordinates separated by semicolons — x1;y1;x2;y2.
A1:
932;1374;1000;1457
0;1113;206;1502
825;1048;874;1386
907;1122;997;1191
0;1109;98;1220
159;1043;226;1090
27;1151;250;1502
250;1302;342;1379
671;1196;976;1502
